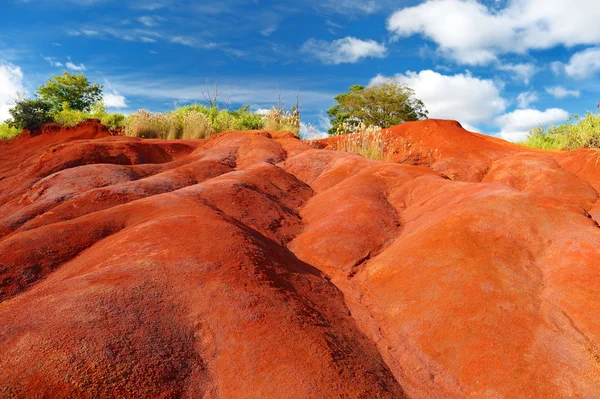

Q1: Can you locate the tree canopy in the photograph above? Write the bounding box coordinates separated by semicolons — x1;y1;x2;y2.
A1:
37;71;103;113
327;82;428;135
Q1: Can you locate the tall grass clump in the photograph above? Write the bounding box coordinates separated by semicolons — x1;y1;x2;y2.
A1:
126;104;288;139
521;112;600;150
334;122;388;161
126;110;172;139
262;107;301;136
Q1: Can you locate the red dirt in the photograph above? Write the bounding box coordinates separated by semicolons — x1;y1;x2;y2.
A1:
1;119;599;398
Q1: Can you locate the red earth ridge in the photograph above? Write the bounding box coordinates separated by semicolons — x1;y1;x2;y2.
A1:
0;120;599;398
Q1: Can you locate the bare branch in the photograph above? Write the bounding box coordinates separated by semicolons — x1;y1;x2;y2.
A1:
201;79;225;108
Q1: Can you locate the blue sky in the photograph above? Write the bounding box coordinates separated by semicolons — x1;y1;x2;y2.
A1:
1;0;599;140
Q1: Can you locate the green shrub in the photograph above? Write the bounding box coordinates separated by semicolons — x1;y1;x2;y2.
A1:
99;112;126;130
52;102;90;127
6;97;53;130
50;101;126;130
0;123;20;140
521;112;600;150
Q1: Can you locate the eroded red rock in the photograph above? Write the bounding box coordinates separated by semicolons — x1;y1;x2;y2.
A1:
0;120;599;398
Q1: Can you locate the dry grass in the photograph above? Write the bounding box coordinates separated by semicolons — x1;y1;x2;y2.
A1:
262;107;300;136
333;123;389;161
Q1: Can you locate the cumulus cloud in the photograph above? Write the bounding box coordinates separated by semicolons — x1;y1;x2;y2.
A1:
517;91;539;108
495;108;569;142
301;37;387;64
370;70;506;125
387;0;600;65
103;92;127;108
564;47;600;79
545;86;580;99
0;63;26;122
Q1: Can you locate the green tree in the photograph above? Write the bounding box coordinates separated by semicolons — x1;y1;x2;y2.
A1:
37;71;103;113
327;82;428;135
6;96;53;131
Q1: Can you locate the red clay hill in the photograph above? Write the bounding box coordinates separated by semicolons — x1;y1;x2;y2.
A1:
1;119;599;398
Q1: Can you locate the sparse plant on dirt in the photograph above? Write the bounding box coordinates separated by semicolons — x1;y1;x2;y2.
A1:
335;122;389;161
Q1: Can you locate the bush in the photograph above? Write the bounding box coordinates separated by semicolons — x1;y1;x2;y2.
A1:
6;97;53;130
99;112;126;130
0;123;20;140
521;112;600;150
51;101;126;130
52;102;90;127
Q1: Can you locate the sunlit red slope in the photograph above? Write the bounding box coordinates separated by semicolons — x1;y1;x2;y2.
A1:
1;120;599;398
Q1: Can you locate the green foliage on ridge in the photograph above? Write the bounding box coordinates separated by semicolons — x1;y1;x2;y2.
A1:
37;71;103;113
327;82;428;135
0;123;20;140
520;112;600;150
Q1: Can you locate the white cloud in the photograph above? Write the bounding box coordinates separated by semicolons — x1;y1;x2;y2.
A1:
299;122;329;139
301;37;387;64
550;61;564;76
171;36;217;49
139;36;157;43
138;16;159;27
81;29;101;36
545;86;580;99
254;108;270;115
495;108;569;142
65;58;86;71
387;0;600;65
461;123;480;132
109;76;336;111
370;70;506;125
564;47;600;79
42;55;63;67
103;92;127;108
0;63;26;122
496;62;539;84
517;91;539;108
317;0;398;15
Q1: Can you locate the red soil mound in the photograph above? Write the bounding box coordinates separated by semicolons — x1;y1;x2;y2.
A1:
1;120;599;398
